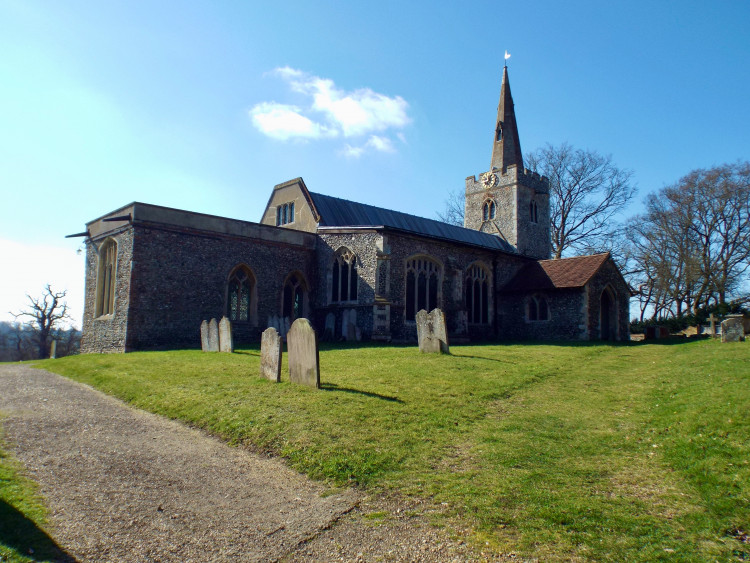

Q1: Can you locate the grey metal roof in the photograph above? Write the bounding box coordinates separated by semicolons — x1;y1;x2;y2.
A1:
309;192;515;253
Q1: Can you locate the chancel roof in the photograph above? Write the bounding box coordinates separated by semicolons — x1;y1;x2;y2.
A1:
502;253;611;292
309;191;515;253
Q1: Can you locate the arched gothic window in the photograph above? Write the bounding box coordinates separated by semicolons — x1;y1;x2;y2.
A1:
405;256;442;321
331;247;358;303
465;263;490;325
527;295;549;321
529;200;538;223
482;200;497;222
227;265;256;323
282;272;307;320
276;202;295;226
95;239;117;317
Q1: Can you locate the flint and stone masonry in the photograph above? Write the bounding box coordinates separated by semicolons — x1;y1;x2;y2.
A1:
78;67;631;353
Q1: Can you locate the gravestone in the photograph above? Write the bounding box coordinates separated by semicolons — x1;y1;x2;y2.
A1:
416;308;449;354
708;313;718;337
219;316;233;352
287;318;320;388
260;327;282;382
49;340;57;359
200;320;209;351
343;309;357;341
323;313;335;341
207;318;220;352
645;326;670;340
721;316;745;343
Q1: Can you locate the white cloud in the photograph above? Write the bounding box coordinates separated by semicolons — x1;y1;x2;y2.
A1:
251;68;410;154
340;135;396;159
249;102;335;141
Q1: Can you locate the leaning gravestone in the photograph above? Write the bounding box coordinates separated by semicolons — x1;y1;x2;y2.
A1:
721;317;745;343
207;318;220;352
200;320;209;351
287;318;320;388
49;340;57;360
416;308;450;354
219;316;233;352
260;327;282;382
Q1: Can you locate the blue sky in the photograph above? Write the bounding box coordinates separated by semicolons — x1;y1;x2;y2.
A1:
1;0;749;327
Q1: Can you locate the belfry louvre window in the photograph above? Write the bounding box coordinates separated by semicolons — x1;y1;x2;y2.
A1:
405;256;441;321
529;200;538;223
227;266;256;323
331;248;358;303
465;263;490;324
282;273;306;320
95;239;117;317
276;202;295;226
527;295;549;321
482;200;496;222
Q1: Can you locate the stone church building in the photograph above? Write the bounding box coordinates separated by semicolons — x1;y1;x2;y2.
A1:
77;68;630;353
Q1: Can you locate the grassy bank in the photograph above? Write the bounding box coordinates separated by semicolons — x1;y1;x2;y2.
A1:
36;339;749;561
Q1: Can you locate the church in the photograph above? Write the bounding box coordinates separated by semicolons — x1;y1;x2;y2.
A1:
77;68;630;353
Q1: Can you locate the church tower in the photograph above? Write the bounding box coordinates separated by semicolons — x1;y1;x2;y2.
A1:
464;66;550;260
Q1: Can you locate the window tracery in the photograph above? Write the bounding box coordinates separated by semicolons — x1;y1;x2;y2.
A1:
465;263;490;325
95;239;117;317
482;199;497;222
282;272;307;320
404;256;441;321
227;265;256;323
331;247;358;303
529;200;538;223
527;294;549;321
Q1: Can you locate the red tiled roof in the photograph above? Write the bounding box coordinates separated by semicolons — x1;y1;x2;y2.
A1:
502;253;611;292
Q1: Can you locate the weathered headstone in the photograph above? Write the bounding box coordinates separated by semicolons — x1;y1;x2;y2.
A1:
49;340;57;359
287;318;320;388
219;316;233;352
416;308;449;354
260;327;282;382
721;316;746;343
323;312;335;341
207;318;220;352
343;309;357;341
200;320;209;351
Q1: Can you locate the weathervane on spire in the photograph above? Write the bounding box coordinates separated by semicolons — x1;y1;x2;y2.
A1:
504;50;511;67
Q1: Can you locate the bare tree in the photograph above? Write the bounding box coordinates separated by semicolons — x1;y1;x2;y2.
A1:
626;161;750;319
11;285;71;359
436;189;465;226
527;143;636;259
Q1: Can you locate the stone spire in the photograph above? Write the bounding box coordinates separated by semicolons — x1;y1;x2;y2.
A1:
490;66;524;173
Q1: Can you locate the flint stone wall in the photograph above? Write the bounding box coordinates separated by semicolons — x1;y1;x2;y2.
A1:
83;215;315;352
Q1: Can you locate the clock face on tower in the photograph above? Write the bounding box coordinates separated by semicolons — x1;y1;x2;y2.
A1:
480;171;498;188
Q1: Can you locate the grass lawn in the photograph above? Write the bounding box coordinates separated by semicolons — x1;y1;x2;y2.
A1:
24;338;750;561
0;431;72;562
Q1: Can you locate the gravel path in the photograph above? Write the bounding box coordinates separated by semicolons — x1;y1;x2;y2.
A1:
0;365;487;562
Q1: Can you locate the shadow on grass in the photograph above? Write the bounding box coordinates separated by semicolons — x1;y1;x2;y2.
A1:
0;499;77;562
321;383;404;403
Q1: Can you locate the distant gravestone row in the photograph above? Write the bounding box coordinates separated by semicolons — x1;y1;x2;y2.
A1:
416;308;449;354
321;310;361;342
260;319;320;388
200;317;233;353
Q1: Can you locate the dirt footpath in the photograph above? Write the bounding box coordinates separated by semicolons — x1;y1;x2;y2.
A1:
0;365;480;562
